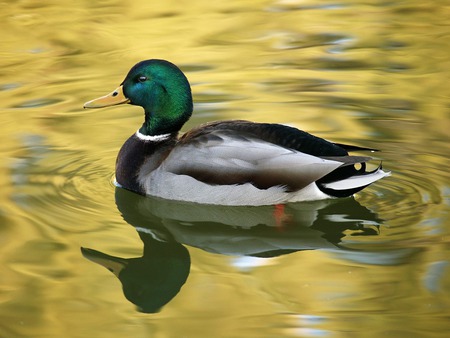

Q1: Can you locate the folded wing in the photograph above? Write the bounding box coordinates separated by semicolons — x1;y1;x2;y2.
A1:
161;130;366;192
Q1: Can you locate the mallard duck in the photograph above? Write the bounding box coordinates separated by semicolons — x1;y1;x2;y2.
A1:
84;59;390;206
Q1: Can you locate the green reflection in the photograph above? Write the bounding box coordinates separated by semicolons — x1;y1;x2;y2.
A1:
82;187;390;312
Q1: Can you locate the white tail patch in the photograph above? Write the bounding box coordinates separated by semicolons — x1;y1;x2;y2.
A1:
323;168;391;190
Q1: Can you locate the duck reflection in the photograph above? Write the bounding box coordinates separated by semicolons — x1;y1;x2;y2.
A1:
81;238;190;314
82;188;382;313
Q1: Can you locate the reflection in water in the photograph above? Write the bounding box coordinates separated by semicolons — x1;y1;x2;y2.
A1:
82;238;190;313
82;188;384;312
0;0;448;335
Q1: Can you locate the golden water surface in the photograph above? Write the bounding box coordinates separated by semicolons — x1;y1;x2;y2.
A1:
1;1;449;337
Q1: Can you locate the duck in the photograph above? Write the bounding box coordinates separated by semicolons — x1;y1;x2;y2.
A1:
84;59;390;206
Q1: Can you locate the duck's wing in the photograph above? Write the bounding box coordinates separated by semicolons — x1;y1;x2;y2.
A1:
332;143;378;153
161;123;371;191
181;120;352;157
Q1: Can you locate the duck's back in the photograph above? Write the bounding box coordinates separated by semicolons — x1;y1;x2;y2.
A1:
179;120;350;157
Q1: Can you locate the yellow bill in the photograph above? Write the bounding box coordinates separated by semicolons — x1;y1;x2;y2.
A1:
83;85;130;108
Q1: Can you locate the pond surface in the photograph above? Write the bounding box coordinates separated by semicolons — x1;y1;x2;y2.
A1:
1;0;449;337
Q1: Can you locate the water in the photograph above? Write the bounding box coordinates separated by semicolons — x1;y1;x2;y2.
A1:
1;0;449;337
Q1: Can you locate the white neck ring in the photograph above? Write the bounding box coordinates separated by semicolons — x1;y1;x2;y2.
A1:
135;130;171;142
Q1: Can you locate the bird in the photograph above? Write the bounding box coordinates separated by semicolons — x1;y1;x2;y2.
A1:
84;59;390;206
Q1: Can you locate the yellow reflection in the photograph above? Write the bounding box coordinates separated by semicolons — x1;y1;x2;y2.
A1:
0;0;449;337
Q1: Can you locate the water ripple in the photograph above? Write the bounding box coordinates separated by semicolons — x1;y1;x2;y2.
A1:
12;98;63;108
10;134;116;233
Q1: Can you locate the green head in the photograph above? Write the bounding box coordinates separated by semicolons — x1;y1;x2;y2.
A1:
84;59;193;136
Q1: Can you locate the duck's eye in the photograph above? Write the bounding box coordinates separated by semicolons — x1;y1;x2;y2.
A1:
138;76;148;83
